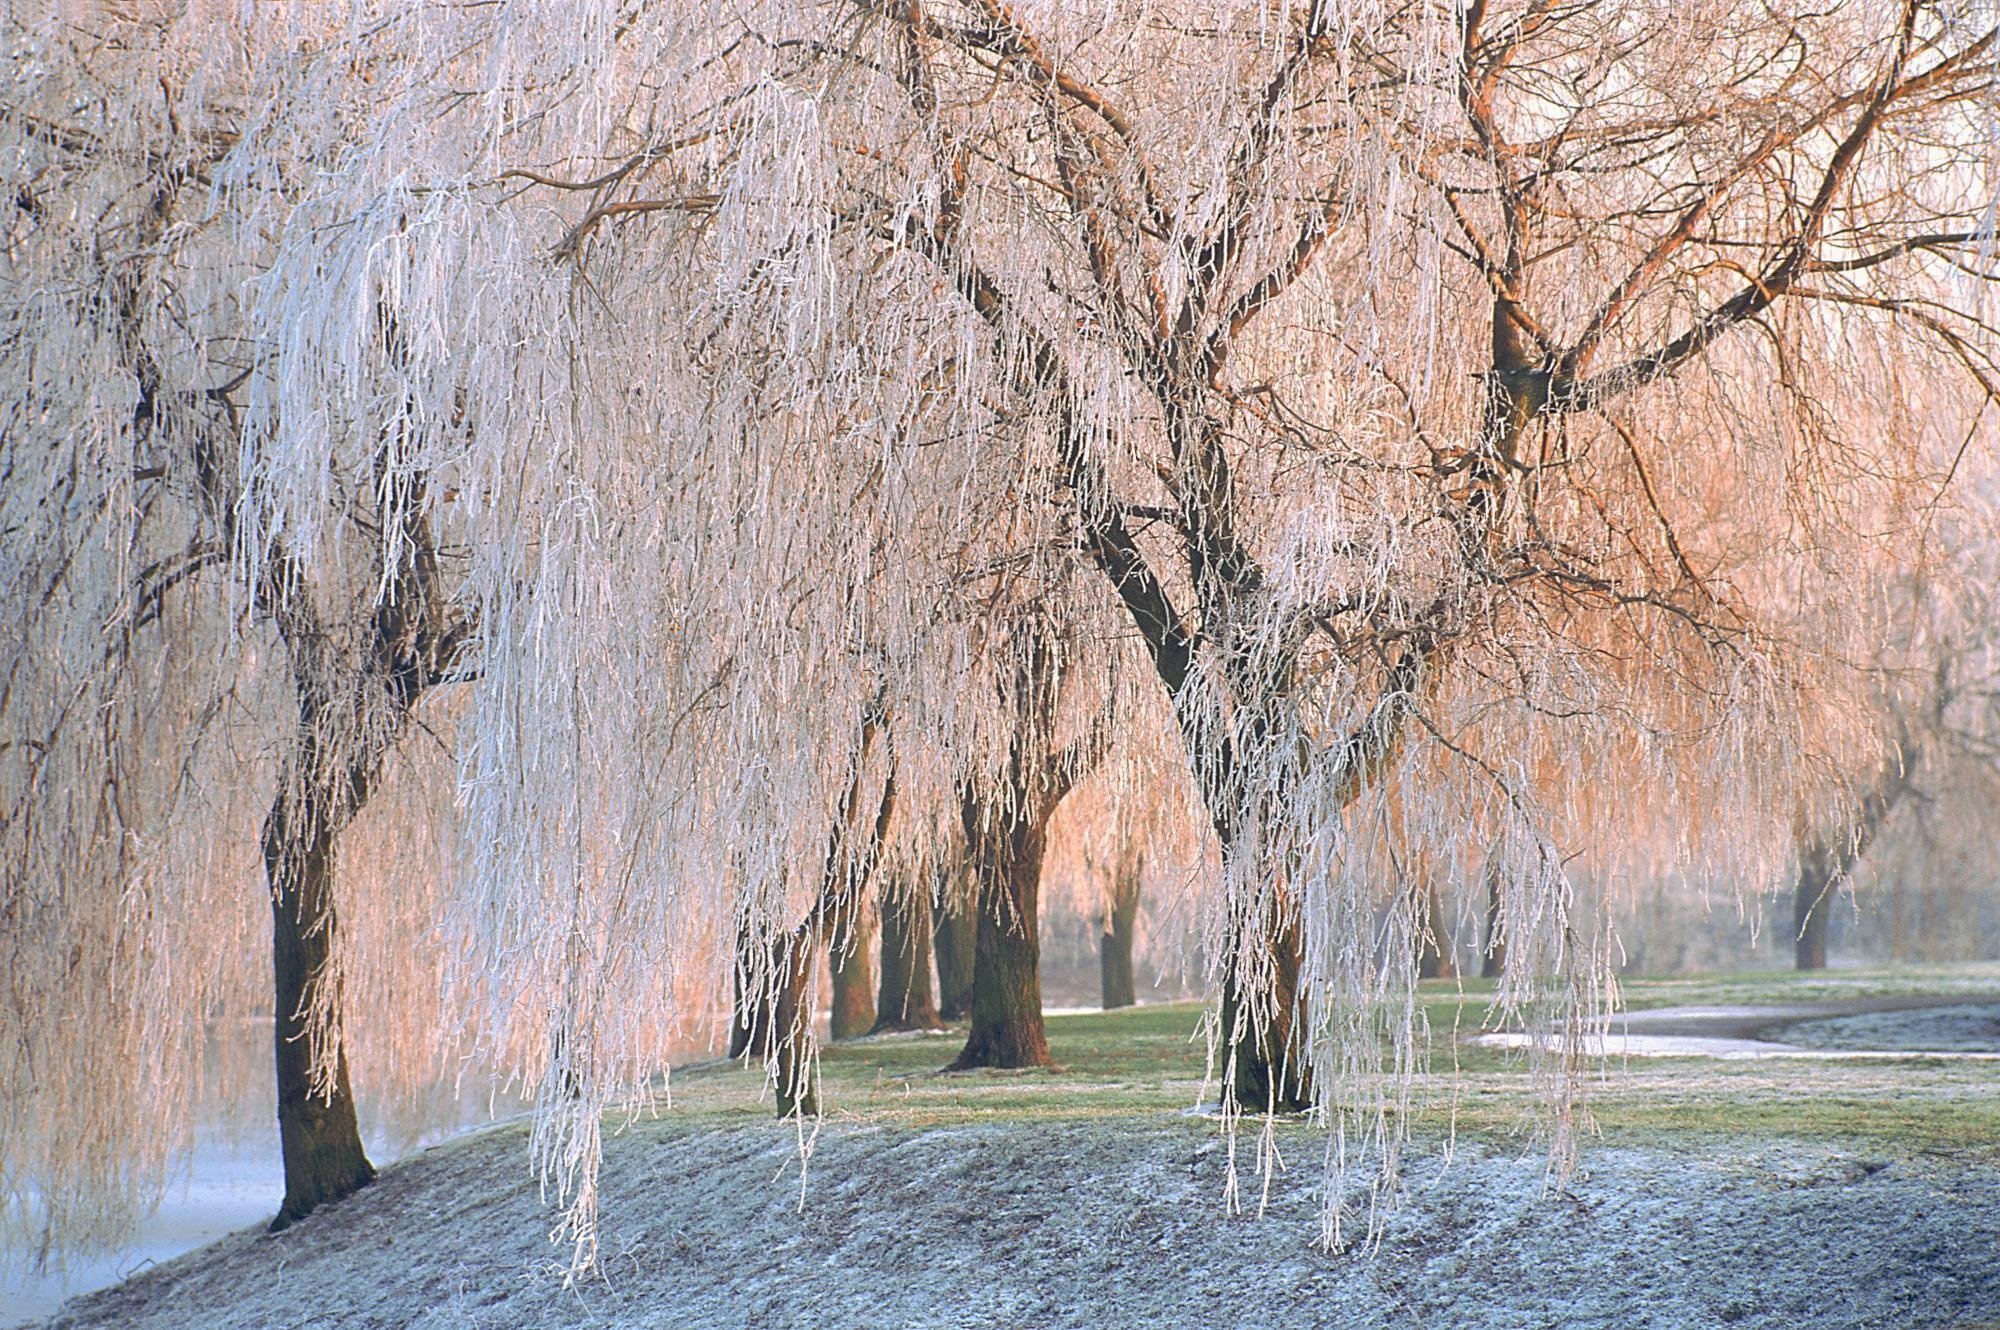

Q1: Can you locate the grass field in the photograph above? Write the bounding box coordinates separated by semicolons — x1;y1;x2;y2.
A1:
655;963;2000;1155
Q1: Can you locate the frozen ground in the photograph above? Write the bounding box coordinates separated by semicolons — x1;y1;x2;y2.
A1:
1785;1003;2000;1053
30;1115;2000;1330
21;987;2000;1328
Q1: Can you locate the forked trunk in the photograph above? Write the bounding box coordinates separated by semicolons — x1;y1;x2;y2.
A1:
949;796;1052;1070
874;881;941;1033
1099;855;1140;1010
933;883;976;1022
828;899;876;1041
1418;880;1457;981
264;781;374;1231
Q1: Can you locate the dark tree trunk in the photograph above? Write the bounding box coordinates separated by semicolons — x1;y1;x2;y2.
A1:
1099;853;1141;1010
772;934;818;1118
1791;752;1913;971
1794;844;1837;971
264;777;374;1231
1481;871;1506;980
949;793;1053;1071
933;881;977;1022
874;881;941;1033
1418;880;1457;981
1219;902;1314;1113
828;898;876;1042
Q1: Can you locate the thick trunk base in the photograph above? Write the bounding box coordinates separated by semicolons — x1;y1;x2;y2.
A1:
829;903;876;1042
1795;858;1834;971
270;1065;375;1232
1099;927;1136;1010
773;936;818;1117
949;798;1052;1071
1099;856;1140;1010
266;800;374;1231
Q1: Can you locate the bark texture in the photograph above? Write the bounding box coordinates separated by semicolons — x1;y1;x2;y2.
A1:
828;901;876;1042
1219;903;1314;1113
264;778;374;1232
949;789;1054;1071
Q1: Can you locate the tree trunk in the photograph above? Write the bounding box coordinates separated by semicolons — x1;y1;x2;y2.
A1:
264;780;374;1232
772;932;818;1118
933;880;976;1022
1418;880;1456;981
1794;843;1836;971
828;897;876;1041
1219;901;1314;1113
874;881;941;1032
1481;871;1506;980
1099;854;1140;1010
949;794;1052;1070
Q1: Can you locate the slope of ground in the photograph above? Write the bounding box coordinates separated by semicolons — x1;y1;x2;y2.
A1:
41;1117;2000;1330
32;965;2000;1329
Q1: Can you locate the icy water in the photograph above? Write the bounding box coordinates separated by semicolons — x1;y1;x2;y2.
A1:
1;1018;533;1329
1;1137;283;1328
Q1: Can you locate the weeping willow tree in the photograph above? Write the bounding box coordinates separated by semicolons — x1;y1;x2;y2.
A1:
3;0;1995;1273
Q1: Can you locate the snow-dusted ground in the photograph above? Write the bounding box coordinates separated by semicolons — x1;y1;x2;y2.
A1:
1785;1003;2000;1053
29;1116;2000;1330
18;995;2000;1328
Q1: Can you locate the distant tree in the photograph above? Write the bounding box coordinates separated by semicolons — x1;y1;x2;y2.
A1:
874;873;944;1033
932;887;978;1023
1099;844;1145;1011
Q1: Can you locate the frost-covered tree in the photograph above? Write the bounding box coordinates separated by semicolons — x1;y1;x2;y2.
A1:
3;0;1995;1271
0;11;485;1246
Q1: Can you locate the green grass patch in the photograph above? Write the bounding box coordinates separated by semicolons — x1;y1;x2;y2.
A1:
654;962;2000;1155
